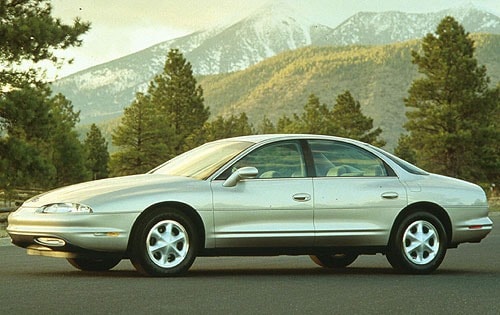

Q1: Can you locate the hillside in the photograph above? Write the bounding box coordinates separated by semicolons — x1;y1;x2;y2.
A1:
51;4;500;129
78;34;500;152
198;34;500;149
52;2;333;124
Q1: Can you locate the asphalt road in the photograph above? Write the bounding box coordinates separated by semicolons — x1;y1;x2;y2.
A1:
1;215;499;315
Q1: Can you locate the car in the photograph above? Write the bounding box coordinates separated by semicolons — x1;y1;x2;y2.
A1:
7;134;493;276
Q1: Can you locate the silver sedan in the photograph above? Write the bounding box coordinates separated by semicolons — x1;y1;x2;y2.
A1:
7;134;493;276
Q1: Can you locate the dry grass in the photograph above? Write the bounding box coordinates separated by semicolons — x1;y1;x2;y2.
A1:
0;212;8;238
489;196;500;212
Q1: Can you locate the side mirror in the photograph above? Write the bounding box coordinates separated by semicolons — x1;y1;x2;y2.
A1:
223;167;258;187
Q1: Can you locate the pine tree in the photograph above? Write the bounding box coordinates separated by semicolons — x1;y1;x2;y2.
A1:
276;94;334;134
84;124;110;180
110;92;173;176
0;0;89;199
110;50;210;175
297;94;335;135
0;84;54;190
394;135;416;164
0;85;88;190
0;136;53;191
257;116;277;134
276;115;296;133
331;91;385;146
0;0;89;87
401;16;499;182
275;92;384;146
149;49;210;154
203;113;254;141
48;93;89;186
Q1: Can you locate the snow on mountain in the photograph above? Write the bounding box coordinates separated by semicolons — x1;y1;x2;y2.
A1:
446;4;500;33
51;3;500;125
52;2;332;123
184;1;332;75
317;11;433;45
319;4;500;46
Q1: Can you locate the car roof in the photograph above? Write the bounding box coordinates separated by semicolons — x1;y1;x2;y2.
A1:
219;134;363;145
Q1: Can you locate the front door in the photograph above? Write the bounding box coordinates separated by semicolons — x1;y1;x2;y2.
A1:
211;140;314;248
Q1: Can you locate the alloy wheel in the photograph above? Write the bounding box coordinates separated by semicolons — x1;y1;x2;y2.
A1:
146;220;189;268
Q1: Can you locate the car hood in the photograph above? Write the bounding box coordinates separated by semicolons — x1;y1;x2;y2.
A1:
22;174;202;209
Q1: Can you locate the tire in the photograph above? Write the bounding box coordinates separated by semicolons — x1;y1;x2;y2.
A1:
67;256;121;271
310;253;358;269
386;211;447;274
130;209;198;277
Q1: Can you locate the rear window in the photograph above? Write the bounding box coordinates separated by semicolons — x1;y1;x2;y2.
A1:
369;146;428;175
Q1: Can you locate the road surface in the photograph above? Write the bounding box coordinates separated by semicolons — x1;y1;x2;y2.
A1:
1;215;499;314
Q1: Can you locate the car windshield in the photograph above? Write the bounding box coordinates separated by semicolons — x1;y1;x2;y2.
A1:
150;140;254;179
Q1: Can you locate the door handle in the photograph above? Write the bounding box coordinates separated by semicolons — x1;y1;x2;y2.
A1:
381;192;399;199
293;193;311;202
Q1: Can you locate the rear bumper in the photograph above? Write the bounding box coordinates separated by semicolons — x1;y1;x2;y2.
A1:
450;216;493;246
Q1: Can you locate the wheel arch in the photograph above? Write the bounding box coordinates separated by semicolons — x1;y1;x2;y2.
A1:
389;202;452;247
127;201;206;254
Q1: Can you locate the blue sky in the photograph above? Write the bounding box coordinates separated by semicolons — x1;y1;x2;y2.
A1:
50;0;500;78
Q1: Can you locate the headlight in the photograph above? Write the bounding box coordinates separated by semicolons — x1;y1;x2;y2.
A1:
38;203;93;214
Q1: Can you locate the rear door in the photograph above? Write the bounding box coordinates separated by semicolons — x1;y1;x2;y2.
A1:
308;140;407;247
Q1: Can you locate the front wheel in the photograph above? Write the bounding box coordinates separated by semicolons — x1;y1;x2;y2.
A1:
386;212;447;274
67;256;122;271
130;209;198;277
310;253;359;269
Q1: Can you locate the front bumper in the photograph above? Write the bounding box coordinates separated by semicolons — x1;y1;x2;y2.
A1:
9;234;123;259
7;206;141;254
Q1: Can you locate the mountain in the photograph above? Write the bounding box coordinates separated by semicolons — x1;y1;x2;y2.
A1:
318;5;500;46
52;2;333;123
51;4;500;149
78;34;500;152
50;27;226;122
187;2;333;74
198;34;500;150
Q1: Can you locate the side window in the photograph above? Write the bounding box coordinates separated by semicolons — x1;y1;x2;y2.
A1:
231;141;306;179
308;140;388;177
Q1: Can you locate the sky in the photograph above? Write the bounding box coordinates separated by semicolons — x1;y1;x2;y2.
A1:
50;0;500;79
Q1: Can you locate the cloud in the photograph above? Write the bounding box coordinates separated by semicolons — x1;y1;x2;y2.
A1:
52;0;270;30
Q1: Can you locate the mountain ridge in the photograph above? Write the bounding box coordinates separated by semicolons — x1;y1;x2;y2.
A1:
51;4;500;150
317;5;500;45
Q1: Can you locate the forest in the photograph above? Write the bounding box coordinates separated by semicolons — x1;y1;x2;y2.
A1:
0;1;498;206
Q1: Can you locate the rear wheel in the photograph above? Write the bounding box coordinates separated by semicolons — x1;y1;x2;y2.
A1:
310;253;358;269
130;209;198;277
67;256;121;271
386;211;447;274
